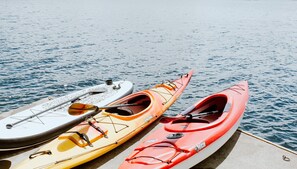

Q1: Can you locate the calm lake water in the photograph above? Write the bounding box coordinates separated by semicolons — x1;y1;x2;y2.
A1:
1;0;297;151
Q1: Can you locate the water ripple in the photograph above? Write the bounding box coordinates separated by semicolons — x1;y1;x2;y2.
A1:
1;0;297;152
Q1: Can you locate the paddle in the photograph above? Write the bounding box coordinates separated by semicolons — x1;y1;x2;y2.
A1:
180;105;196;116
160;110;219;123
68;102;141;115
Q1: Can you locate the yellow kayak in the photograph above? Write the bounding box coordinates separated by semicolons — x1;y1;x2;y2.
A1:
15;70;193;169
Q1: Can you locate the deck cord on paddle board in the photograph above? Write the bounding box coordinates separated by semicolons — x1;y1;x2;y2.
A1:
5;90;106;129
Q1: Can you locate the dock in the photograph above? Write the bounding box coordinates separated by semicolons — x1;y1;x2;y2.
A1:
0;98;296;169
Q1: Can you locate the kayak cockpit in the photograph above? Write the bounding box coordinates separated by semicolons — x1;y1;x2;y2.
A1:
188;94;228;123
165;94;232;132
106;94;152;116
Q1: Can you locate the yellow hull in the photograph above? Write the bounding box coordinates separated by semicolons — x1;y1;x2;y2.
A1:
15;70;193;169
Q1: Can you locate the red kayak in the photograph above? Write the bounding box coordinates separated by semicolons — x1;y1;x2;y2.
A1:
120;81;249;169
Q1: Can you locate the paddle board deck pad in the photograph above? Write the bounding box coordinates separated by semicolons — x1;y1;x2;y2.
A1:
120;81;249;169
15;70;193;169
0;80;133;150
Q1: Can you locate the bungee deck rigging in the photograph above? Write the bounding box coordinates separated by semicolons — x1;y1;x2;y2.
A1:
150;73;190;105
126;141;190;165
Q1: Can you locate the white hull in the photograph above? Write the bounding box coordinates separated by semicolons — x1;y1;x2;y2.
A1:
173;113;244;169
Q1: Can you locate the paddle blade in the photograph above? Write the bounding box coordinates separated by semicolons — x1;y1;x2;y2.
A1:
68;103;97;115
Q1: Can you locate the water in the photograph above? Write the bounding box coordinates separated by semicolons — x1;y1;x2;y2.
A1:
1;0;297;151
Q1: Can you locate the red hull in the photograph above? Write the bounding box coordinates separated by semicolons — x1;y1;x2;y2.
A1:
120;81;249;169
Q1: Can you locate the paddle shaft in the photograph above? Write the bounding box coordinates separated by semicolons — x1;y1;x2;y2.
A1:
190;110;219;117
95;103;139;110
161;110;219;123
6;90;104;129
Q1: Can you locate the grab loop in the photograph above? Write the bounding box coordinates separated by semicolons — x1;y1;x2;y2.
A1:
282;155;290;162
29;150;52;159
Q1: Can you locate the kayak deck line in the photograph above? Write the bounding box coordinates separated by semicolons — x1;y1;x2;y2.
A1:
150;72;192;106
1;98;297;169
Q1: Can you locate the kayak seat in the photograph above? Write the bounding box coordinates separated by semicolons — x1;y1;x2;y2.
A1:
105;94;152;116
123;94;151;115
115;108;133;116
165;95;231;132
107;107;133;116
106;94;152;120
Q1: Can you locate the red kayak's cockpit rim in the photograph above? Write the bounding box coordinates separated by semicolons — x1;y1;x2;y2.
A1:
164;94;234;132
